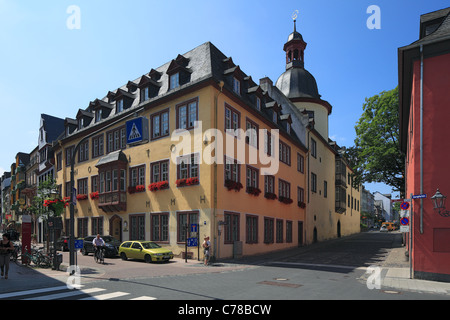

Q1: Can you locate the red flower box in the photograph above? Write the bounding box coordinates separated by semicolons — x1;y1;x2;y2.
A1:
149;181;169;192
128;185;145;194
264;192;278;200
225;179;243;192
176;179;187;187
76;194;88;201
186;177;199;185
298;201;306;209
246;186;261;196
90;192;99;200
278;196;293;204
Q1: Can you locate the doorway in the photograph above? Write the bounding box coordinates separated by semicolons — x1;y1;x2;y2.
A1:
298;221;304;247
109;215;122;242
337;221;341;238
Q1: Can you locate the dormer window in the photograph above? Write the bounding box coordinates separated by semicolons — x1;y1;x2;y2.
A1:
141;86;150;102
273;110;277;124
170;73;180;90
287;122;291;134
233;77;241;95
256;97;261;111
116;99;124;113
96;109;102;123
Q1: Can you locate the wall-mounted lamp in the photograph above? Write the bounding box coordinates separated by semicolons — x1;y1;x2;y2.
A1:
431;189;450;217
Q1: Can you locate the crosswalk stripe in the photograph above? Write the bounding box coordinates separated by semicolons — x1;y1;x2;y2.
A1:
0;286;70;299
130;296;157;300
80;291;130;300
24;288;106;300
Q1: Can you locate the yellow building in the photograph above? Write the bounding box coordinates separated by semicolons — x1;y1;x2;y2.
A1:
54;23;360;260
54;42;309;260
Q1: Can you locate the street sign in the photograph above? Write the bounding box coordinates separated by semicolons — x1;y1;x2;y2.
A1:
74;239;84;249
400;202;410;210
187;238;198;247
400;217;409;226
400;225;410;233
412;194;427;199
191;224;198;233
400;210;410;218
126;117;149;145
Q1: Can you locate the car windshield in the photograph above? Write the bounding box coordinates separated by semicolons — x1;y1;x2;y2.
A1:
141;242;161;249
103;236;118;243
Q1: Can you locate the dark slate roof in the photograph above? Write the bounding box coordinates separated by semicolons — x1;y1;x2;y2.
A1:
275;67;320;99
95;150;128;167
41;114;65;144
61;42;305;148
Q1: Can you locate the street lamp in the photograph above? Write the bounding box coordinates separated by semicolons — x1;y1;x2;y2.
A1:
431;189;450;217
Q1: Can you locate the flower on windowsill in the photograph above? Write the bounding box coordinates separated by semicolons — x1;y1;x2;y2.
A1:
90;191;99;200
76;194;88;201
246;186;261;196
186;177;199;185
225;179;243;192
278;196;293;204
298;201;306;209
264;192;278;200
176;178;187;187
128;185;145;194
149;181;169;192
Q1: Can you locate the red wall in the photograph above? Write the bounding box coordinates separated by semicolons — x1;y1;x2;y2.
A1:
406;52;450;280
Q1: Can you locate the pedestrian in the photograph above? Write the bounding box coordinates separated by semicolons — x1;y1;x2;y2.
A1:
202;236;211;266
0;233;14;279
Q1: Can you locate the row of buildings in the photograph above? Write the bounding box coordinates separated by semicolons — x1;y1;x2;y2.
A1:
1;22;364;259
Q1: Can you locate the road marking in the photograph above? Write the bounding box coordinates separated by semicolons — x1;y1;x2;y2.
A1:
24;287;106;300
0;286;71;299
80;291;130;300
130;296;157;300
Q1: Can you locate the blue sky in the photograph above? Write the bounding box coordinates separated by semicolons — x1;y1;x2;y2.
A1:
0;0;446;198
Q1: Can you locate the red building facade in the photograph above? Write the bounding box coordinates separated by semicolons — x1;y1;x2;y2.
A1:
399;7;450;282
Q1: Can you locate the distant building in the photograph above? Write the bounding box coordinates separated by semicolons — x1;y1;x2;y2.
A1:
373;192;393;221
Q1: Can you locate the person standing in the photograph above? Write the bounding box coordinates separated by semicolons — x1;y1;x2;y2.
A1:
0;234;14;279
202;236;211;266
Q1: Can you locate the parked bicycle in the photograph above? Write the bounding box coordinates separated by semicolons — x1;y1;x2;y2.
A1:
20;246;51;268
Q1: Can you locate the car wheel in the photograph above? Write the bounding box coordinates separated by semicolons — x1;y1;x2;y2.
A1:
144;255;152;263
120;252;128;261
81;247;88;256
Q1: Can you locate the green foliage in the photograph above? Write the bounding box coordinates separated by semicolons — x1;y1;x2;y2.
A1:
30;178;64;219
348;87;405;196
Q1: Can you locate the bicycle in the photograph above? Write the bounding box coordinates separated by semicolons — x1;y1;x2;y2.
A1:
21;247;41;267
94;246;105;264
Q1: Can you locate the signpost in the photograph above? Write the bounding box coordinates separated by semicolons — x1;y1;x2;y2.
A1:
412;194;427;199
126;117;149;145
400;202;410;210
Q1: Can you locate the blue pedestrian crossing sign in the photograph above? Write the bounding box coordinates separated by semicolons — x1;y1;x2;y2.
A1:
126;117;149;145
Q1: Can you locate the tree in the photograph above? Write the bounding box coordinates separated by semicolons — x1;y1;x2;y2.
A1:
347;87;405;196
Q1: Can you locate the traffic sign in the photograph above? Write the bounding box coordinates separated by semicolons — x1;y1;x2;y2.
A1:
126;117;149;145
400;210;410;218
400;202;410;210
187;238;198;247
412;194;427;199
74;239;84;249
400;217;409;226
400;225;410;233
191;224;198;233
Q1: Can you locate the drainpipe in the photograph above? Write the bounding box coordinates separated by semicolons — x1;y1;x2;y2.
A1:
420;45;424;234
213;81;224;260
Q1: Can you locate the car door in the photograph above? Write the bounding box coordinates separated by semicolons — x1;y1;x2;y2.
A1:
130;242;143;260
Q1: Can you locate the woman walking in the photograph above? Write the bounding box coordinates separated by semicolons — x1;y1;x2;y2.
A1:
0;233;14;279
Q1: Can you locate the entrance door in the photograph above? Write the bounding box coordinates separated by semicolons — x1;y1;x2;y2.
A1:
110;215;122;242
298;221;303;247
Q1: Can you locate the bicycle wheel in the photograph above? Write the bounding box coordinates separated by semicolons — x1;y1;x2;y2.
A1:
100;250;105;264
94;250;99;263
39;255;52;269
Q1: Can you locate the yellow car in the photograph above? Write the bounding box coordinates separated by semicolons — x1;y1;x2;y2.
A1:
119;241;174;263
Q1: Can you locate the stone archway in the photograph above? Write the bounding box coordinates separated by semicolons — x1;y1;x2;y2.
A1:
109;215;122;242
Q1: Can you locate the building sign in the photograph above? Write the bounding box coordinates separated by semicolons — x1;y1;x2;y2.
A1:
126;117;149;145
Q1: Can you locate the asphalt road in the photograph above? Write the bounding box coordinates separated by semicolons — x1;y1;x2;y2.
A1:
3;231;448;305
